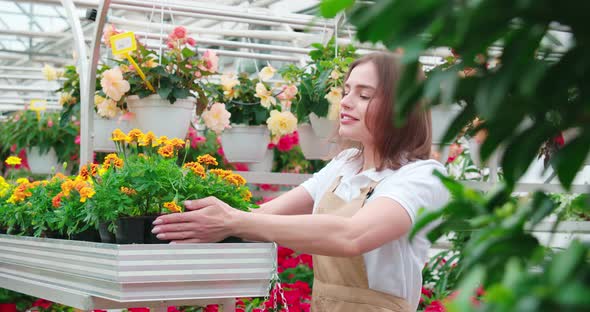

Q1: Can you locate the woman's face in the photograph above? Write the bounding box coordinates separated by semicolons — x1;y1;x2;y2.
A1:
339;61;379;145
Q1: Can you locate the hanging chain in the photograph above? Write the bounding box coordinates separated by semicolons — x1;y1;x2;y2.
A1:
264;242;290;312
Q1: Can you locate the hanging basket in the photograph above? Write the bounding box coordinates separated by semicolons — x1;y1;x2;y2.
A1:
298;124;336;160
93;113;132;152
26;147;61;175
244;148;274;172
220;125;270;163
309;113;338;139
126;94;195;139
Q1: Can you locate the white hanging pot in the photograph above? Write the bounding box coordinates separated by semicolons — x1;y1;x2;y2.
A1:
309;113;338;139
220;125;270;163
93;113;132;152
126;94;195;139
298;123;336;160
430;105;462;145
244;148;274;172
26;147;61;175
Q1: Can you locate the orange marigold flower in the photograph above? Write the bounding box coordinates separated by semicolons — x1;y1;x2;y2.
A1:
120;186;137;195
168;138;186;149
139;131;157;147
52;192;64;208
163;201;182;213
90;163;99;176
114;158;124;168
52;172;67;181
79;166;90;180
197;154;218;166
127;129;143;143
74;180;88;191
225;173;246;186
241;189;252;202
157;144;175;158
79;186;95;203
111;128;128;142
183;162;205;177
157;135;169;146
209;168;232;178
61;180;75;196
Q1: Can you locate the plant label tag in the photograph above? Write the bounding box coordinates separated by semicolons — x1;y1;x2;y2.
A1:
29;99;47;112
110;32;137;55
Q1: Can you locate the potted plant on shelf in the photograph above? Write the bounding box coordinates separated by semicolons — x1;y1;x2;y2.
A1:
280;39;356;159
88;128;256;244
203;69;298;164
99;25;217;140
0;111;79;175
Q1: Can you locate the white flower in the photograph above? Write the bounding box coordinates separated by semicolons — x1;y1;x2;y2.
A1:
96;98;120;119
42;64;58;81
258;65;276;81
220;73;239;91
254;82;277;108
266;110;297;137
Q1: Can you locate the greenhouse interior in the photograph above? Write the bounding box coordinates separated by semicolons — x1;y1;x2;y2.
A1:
0;0;588;312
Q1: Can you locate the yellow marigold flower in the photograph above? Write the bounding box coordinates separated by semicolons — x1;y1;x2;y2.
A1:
157;144;175;158
90;164;99;176
209;168;232;178
74;180;88;191
225;173;246;186
127;129;143;143
98;167;108;176
120;186;137;196
16;178;29;185
5;156;22;166
52;172;68;181
111;128;128;142
197;154;218;166
183;162;205;177
79;186;95;203
241;189;252;202
168;138;185;149
103;153;123;168
163;201;182;213
114;158;124;168
79;166;90;181
139;131;157;147
157;136;169;146
61;180;75;196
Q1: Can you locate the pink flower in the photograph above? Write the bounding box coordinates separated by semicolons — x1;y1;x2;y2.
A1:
47;119;54;128
101;67;130;101
32;299;53;310
277;84;298;101
172;26;187;39
259;184;280;192
201;102;231;134
424;300;445;312
233;163;249;171
167;41;176;49
201;50;219;73
102;24;121;45
276;131;299;152
446;143;463;163
186;37;196;46
75;135;81;145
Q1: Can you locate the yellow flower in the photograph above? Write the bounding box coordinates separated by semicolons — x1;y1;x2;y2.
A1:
225;173;246;186
61;180;75;196
58;92;76;106
220;72;239;91
16;178;29;185
266;110;297;137
157;136;169;146
258;65;276;81
111;128;128;142
79;186;95;203
157;144;175;158
168;138;186;149
98;167;108;176
163;201;182;213
127;129;144;143
325;87;343;120
209;168;233;178
197;154;218;166
42;64;58;81
101;67;130;101
5;156;22;166
144;58;158;68
139;131;157;147
183;162;206;177
254;82;276;108
202;103;231;134
241;189;252;202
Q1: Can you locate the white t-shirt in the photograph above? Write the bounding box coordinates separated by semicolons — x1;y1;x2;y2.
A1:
301;149;449;311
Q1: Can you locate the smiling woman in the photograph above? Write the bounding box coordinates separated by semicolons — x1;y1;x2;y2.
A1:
153;51;449;312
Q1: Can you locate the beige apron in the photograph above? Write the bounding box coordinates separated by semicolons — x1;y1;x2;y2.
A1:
311;176;411;312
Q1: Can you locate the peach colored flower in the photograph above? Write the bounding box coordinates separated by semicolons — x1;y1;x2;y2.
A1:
325;87;343;120
266;110;297;137
202;102;231;134
96;97;119;119
101;67;130;101
200;50;219;73
102;24;121;45
277;84;298;101
258;65;276;81
220;73;239;91
254;82;276;108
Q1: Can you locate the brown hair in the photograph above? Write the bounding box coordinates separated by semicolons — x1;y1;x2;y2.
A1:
343;52;432;170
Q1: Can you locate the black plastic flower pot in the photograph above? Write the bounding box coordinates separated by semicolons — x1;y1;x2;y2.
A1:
70;228;101;242
44;230;66;240
115;217;145;244
98;222;115;243
143;215;169;244
220;236;245;243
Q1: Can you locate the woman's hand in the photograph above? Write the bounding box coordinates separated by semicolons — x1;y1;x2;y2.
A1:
151;196;238;243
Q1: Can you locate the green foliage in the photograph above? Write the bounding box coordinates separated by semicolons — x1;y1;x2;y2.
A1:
280;38;357;122
0;288;34;311
0;111;79;169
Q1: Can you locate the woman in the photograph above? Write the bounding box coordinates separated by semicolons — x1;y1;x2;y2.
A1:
152;52;449;312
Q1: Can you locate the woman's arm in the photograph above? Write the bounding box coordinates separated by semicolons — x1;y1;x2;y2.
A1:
252;186;314;215
152;196;412;257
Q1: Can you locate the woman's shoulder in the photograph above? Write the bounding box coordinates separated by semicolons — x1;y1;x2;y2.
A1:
396;158;447;177
333;148;361;162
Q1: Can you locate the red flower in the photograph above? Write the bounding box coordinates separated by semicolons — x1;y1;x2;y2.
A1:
259;184;280;192
278;246;295;260
424;300;446;312
233;163;248;171
128;308;150;312
31;299;52;310
204;304;218;312
299;254;313;268
166;307;179;312
554;133;565;147
422;287;433;298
